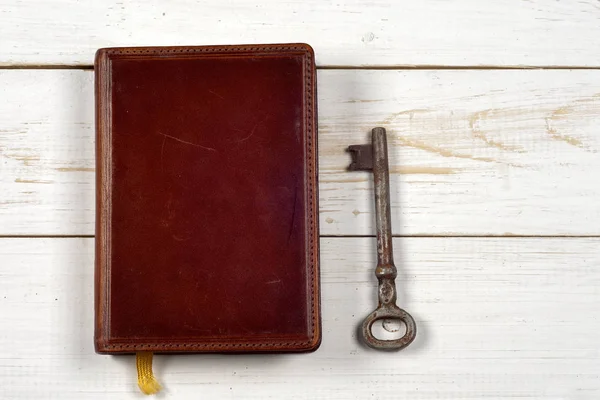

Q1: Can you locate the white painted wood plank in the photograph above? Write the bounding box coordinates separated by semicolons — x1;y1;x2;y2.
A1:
0;237;598;399
1;69;599;236
2;0;600;67
0;70;96;235
319;69;600;236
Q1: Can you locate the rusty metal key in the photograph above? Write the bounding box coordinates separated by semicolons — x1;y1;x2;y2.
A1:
348;127;416;350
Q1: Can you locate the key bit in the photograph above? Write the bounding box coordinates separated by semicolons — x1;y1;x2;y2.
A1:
347;127;416;351
348;144;373;171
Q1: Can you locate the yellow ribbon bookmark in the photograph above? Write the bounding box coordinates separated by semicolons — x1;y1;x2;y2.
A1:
136;352;162;395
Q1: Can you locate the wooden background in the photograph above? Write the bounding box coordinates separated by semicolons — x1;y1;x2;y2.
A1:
1;1;599;398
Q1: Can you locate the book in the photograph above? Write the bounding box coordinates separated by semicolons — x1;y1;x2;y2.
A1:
95;44;320;355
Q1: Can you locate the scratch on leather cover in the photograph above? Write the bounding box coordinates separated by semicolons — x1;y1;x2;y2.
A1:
95;44;320;354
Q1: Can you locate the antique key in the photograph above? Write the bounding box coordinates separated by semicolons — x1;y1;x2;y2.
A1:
348;127;417;350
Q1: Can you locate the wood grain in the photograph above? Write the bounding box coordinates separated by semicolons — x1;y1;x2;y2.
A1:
0;237;598;399
2;0;600;67
1;69;599;236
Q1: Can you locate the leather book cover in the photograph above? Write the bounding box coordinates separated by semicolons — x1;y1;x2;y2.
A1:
95;44;320;354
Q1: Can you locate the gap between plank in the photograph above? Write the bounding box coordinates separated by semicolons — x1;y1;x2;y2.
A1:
320;65;600;70
0;235;95;239
2;64;600;71
323;234;600;238
0;234;598;239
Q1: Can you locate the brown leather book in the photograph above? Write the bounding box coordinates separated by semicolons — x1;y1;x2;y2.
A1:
95;44;320;354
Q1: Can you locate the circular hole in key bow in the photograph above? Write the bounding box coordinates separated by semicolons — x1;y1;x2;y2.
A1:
383;318;403;333
372;319;407;340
